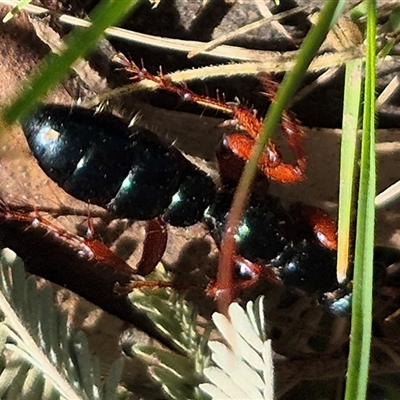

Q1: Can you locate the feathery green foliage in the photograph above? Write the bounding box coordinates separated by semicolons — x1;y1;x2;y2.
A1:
0;248;126;400
126;265;211;400
126;274;272;400
200;297;273;400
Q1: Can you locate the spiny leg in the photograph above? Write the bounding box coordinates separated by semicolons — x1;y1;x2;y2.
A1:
206;254;281;300
136;217;168;276
115;55;307;183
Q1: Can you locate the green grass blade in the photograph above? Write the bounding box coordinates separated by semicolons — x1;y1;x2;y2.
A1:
337;58;363;283
345;1;377;399
2;0;32;23
1;0;140;126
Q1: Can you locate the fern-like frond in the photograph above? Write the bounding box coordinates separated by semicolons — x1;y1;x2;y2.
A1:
126;265;211;400
199;297;274;400
0;247;127;400
128;265;210;356
127;268;273;400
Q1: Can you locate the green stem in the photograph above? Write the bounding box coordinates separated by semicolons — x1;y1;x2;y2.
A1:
345;1;377;398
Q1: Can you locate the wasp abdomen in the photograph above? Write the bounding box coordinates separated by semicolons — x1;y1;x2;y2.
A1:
21;105;216;224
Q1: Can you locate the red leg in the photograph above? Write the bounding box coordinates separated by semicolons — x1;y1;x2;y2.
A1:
8;206;135;277
115;55;307;183
300;205;338;251
0;201;135;291
136;217;168;276
206;255;281;300
83;237;135;275
0;201;174;294
85;203;95;238
226;75;307;183
224;133;306;183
